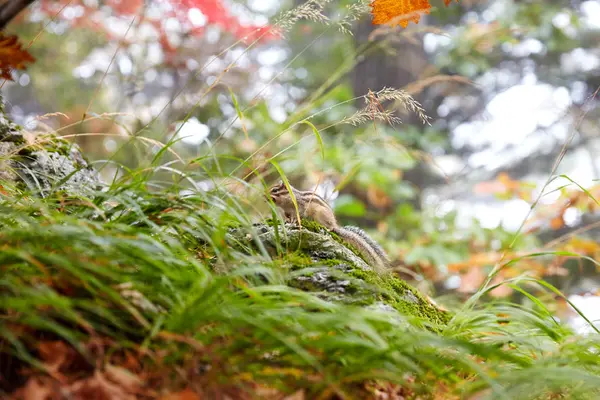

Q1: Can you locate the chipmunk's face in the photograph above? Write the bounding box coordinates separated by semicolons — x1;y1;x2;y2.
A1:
268;180;292;207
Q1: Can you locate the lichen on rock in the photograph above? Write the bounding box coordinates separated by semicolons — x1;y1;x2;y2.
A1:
227;221;451;328
16;147;101;195
0;95;102;196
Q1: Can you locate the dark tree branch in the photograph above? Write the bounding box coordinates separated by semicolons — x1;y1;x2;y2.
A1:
0;0;36;30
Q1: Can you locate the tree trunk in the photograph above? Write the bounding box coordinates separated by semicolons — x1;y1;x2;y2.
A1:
351;19;429;124
351;18;430;207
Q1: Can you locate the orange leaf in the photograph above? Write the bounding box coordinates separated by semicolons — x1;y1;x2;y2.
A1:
489;276;513;298
371;0;432;28
562;237;600;255
0;33;35;81
371;0;460;28
457;267;486;293
367;184;392;209
549;215;564;230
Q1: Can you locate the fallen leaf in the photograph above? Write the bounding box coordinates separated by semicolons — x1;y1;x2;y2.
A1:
67;371;135;400
37;341;73;377
159;388;202;400
104;364;143;392
283;390;305;400
17;377;55;400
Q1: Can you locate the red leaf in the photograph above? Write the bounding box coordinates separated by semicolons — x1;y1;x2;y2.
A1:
0;33;35;81
106;0;143;15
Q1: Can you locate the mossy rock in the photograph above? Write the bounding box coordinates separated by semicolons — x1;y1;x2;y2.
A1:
227;221;451;329
0;95;102;196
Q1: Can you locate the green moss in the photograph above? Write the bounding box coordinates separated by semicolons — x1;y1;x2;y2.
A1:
41;134;74;157
251;221;450;328
264;219;367;263
348;268;451;327
297;219;325;233
222;220;242;230
287;262;385;308
0;120;25;144
283;252;314;271
287;256;352;274
264;217;279;227
319;258;347;267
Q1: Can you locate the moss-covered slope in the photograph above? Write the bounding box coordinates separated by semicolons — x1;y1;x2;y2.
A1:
227;220;450;328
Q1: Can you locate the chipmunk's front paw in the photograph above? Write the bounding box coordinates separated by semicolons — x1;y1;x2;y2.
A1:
283;217;299;227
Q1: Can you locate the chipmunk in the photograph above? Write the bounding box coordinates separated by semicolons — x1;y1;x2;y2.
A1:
268;181;389;272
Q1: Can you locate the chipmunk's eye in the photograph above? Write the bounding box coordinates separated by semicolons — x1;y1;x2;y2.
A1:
270;180;285;193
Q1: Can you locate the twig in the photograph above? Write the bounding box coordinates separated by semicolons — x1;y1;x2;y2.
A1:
0;0;35;30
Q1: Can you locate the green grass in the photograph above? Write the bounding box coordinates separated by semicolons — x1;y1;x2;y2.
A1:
3;0;599;397
1;176;599;400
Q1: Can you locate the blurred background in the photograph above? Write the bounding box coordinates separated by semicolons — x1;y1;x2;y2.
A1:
3;0;600;332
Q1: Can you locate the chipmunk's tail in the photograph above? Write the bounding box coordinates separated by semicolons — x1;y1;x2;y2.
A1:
332;226;389;273
343;225;389;264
